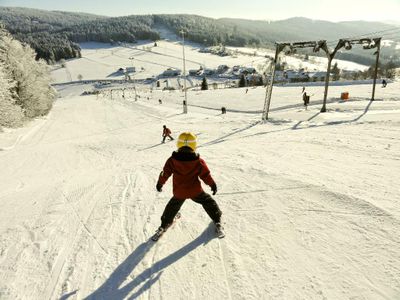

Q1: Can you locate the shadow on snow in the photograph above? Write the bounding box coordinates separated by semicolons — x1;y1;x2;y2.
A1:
242;99;375;140
85;224;215;300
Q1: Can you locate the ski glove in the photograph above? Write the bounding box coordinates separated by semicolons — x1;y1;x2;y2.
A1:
156;182;163;192
211;183;217;195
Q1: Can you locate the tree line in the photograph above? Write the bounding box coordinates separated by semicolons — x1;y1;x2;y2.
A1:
154;15;262;47
15;32;81;62
0;10;263;62
1;7;399;68
0;9;268;62
0;26;55;129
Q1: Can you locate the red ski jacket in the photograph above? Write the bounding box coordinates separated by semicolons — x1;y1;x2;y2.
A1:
158;149;215;199
163;127;171;136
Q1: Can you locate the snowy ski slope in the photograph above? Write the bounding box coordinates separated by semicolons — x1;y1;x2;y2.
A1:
0;41;399;300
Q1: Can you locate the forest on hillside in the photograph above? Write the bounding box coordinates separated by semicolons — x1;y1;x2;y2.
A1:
0;9;265;62
0;7;399;66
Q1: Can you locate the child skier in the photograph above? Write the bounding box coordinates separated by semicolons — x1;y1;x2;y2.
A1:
152;132;224;241
162;125;174;143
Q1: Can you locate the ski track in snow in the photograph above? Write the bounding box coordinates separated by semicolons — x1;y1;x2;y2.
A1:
217;238;233;300
2;91;400;299
2;44;400;299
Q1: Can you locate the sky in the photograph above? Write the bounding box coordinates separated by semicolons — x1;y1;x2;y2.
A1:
0;0;400;22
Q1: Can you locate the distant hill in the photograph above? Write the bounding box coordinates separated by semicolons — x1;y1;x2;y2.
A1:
383;20;400;26
218;17;400;65
0;7;399;66
0;7;106;34
219;17;396;41
0;7;108;61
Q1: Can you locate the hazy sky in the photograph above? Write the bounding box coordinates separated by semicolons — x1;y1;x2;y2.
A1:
1;0;400;22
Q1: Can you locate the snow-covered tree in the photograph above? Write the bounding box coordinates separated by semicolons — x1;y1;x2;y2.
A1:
0;26;55;119
0;63;24;128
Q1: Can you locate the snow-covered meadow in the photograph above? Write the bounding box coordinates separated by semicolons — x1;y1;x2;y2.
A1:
1;40;399;300
50;39;369;85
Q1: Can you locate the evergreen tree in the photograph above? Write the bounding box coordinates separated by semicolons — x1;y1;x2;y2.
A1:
201;77;208;90
257;76;264;86
383;60;397;79
238;74;246;87
331;62;341;81
362;66;375;79
275;62;288;71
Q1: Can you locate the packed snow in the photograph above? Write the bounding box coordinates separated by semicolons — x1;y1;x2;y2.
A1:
1;41;400;300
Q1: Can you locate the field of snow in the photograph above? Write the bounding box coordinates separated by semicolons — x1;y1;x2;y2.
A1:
1;42;400;300
51;39;369;85
51;41;270;84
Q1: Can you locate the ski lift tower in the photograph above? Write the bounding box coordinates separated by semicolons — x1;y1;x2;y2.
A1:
180;29;188;114
129;56;138;101
320;37;381;111
262;40;327;121
261;38;381;119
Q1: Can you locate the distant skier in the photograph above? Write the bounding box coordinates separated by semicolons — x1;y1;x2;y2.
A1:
382;79;387;88
302;91;310;110
152;132;223;241
162;125;174;143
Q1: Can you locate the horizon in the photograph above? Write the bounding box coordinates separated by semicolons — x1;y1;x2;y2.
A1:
1;0;400;23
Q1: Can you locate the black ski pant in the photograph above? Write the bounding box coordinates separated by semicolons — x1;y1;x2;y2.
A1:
160;192;222;228
162;135;174;143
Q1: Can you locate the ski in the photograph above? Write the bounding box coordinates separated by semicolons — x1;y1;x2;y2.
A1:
151;212;181;242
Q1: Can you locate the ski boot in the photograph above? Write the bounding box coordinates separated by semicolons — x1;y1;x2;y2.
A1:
215;222;225;239
151;226;166;241
151;212;181;242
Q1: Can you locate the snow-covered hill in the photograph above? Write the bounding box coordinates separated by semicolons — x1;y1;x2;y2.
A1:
50;40;369;85
1;41;399;300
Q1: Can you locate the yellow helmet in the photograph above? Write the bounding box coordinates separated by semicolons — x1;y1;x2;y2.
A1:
177;132;197;151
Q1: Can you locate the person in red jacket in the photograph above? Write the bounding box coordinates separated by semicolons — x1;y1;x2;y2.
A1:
162;125;174;143
153;132;223;240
